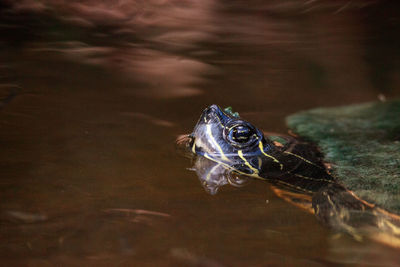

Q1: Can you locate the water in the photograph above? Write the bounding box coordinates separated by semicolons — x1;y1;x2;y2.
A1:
1;0;400;265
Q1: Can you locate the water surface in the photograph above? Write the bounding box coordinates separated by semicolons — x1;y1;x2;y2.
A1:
1;0;400;265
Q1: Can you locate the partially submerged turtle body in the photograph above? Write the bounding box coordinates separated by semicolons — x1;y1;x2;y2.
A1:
287;100;400;213
181;104;400;246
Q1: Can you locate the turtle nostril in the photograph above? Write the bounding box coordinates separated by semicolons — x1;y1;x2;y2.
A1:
203;109;215;123
204;105;221;116
203;105;223;123
209;104;219;111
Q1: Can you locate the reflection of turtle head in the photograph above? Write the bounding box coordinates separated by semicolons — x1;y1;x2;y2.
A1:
190;105;275;176
193;156;249;195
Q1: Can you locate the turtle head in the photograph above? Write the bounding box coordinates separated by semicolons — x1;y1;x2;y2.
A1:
189;105;274;176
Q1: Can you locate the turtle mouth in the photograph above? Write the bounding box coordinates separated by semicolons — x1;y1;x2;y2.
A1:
188;134;195;148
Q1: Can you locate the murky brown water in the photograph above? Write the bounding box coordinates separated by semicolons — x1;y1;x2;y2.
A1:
1;0;400;265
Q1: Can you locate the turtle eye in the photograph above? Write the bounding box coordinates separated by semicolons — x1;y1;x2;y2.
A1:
225;122;260;148
228;125;253;143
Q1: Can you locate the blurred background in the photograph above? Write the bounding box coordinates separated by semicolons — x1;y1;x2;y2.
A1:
0;0;400;265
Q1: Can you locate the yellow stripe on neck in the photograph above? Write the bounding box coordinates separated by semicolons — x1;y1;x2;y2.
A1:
238;150;259;175
258;141;283;170
283;151;323;169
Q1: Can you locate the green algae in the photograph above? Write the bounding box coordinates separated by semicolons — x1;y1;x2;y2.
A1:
287;100;400;213
224;106;240;118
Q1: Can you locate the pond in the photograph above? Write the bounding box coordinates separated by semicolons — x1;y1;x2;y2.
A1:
1;0;400;265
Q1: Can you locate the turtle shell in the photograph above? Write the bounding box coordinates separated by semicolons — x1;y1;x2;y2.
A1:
287;99;400;213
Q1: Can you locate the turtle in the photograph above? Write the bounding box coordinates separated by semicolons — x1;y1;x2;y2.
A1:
177;104;400;247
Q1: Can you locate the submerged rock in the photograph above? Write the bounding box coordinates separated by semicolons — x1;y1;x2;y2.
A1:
287;100;400;213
